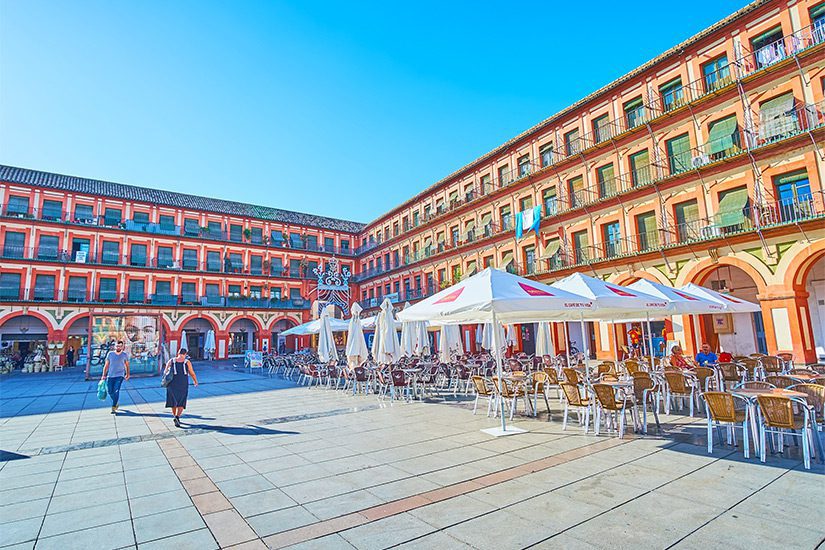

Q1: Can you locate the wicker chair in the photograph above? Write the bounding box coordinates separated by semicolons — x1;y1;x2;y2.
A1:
560;382;591;432
756;394;813;469
352;366;370;395
562;367;581;385
776;352;794;370
765;375;796;389
740;358;761;381
470;375;495;416
389;370;412;401
543;367;562;402
734;381;776;390
694;366;716;392
789;384;825;459
529;371;552;417
592;383;632;438
759;356;784;376
718;362;745;390
631;372;660;434
663;371;696;416
492;376;530;420
624;360;642;376
703;392;751;457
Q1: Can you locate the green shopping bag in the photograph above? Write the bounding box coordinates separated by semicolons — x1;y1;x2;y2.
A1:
97;379;108;401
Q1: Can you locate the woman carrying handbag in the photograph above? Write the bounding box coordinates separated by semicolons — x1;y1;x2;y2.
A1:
164;348;198;427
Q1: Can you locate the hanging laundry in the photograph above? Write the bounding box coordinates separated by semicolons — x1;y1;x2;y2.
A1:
515;206;542;239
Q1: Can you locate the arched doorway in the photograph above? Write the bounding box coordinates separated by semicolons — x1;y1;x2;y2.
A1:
271;319;296;354
65;315;90;368
698;265;766;355
227;318;259;356
804;255;825;361
0;314;51;370
181;317;217;360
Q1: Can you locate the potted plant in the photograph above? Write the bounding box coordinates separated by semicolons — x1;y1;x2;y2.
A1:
243;228;252;242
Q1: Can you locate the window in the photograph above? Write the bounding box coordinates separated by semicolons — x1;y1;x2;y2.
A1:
3;231;25;258
480;174;493;194
498;165;510;186
629;150;651;186
251;227;263;244
448;191;459;206
181;282;197;303
540;143;554;167
159;214;176;231
518;155;531;177
636;212;658;250
812;3;825;41
717;186;751;230
289;259;301;277
499;205;512;230
205;283;219;297
523;245;536;274
572;230;590;264
133;211;150;224
184;218;199;236
623;97;645;129
250;255;263;275
596;164;616;197
98;277;117;301
249;285;262;299
74;204;95;223
774;171;812;221
101;241;120;265
450;226;459;246
592;114;611;143
6;196;30;217
603;222;622;257
104;208;122;226
542;188;557;216
324;237;335;251
130;243;147;266
155;281;172;296
270;257;284;276
229;285;242;297
341;239;350;251
127;279;147;303
751;26;784;70
206;251;220;272
289;233;303;249
306;235;318;250
564;129;580;155
230;224;243;242
41;200;63;221
0;273;21;299
412;210;420;226
34;275;56;301
702;55;731;93
66;277;87;301
229;253;243;272
666;133;692;175
568;175;584;207
37;235;60;260
157;246;174;268
207;221;222;238
758;93;797;143
519;196;533;211
659;78;684;112
674;199;700;242
271;230;284;246
71;238;90;262
182;249;198;270
706;115;740;160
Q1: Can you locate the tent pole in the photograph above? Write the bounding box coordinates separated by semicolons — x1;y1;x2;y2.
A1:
580;313;590;379
646;313;655;370
611;319;620;365
563;321;571;368
491;311;506;433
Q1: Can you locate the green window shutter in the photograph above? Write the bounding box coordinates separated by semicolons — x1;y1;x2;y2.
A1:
541;239;561;259
624;97;644;111
717;187;750;227
573;231;589;249
811;2;825;19
597;164;616;196
597;164;614;182
666;133;692;174
774;170;808;186
707;115;739;154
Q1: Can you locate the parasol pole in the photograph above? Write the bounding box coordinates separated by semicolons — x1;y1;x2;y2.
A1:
491;311;506;433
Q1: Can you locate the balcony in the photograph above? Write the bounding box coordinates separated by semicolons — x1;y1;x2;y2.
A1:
0;289;310;309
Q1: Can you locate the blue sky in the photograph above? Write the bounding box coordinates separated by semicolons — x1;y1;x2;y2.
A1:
0;0;744;223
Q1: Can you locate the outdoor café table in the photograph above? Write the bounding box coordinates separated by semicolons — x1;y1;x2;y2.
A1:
731;388;809;456
787;373;818;382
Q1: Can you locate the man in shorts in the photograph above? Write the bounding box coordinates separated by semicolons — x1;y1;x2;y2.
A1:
101;340;130;413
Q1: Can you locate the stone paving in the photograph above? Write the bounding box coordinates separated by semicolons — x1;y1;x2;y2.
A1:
1;363;823;549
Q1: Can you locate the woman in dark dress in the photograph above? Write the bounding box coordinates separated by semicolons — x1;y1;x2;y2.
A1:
165;348;198;427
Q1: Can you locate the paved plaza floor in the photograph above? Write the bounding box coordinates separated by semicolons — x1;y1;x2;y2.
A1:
1;363;823;549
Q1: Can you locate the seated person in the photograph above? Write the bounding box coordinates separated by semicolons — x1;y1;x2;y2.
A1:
695;343;718;366
718;351;733;363
668;345;693;370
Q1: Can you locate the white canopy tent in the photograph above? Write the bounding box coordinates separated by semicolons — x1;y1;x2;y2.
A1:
281;317;350;336
679;283;761;313
551;273;669;365
398;268;594;436
317;307;339;363
346;302;369;367
372;298;401;364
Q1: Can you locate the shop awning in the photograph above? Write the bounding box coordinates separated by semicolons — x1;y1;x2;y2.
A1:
480;212;492;226
500;252;514;269
463;221;475;238
540;239;561;259
465;261;478;276
718;187;750;227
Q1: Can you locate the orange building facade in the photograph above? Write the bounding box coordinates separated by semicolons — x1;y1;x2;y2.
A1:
1;0;824;365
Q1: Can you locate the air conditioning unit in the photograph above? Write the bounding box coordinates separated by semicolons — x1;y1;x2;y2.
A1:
692;154;710;168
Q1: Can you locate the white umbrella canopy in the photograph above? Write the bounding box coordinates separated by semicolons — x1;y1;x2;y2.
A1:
535;322;554;356
317;308;339;363
438;324;464;363
204;330;216;353
397;268;594;324
625;279;728;316
679;283;761;313
550;273;669;318
400;302;416;358
180;330;190;354
281;317;350;336
345;303;369;367
414;320;430;356
374;298;401;364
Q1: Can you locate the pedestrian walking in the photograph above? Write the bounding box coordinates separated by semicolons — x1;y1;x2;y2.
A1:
101;340;130;413
164;348;198;427
66;346;75;368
